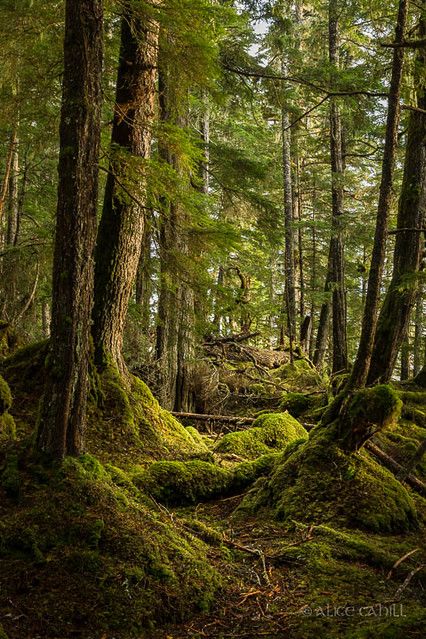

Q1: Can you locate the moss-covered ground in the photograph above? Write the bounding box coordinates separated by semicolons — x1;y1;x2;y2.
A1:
0;344;425;638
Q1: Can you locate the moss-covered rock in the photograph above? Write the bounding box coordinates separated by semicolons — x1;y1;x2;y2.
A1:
0;450;221;639
213;412;308;460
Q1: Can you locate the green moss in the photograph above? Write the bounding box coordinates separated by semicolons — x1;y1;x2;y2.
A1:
0;624;9;639
185;425;209;448
133;460;232;505
132;454;278;507
0;449;221;638
0;413;16;442
182;518;224;546
337;384;402;452
273;359;325;391
214;412;308;460
0;375;12;414
279;392;326;417
86;368;209;464
259;437;417;531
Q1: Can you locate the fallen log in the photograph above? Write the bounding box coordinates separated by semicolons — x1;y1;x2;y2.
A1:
203;332;260;346
171;411;255;425
366;441;426;496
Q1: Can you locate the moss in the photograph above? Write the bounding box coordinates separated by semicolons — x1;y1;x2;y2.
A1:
1;453;20;497
133;460;232;505
0;376;12;414
185;425;208;448
336;384;402;452
214;412;308;460
0;624;9;639
86;368;209;464
132;454;278;507
0;413;16;442
0;448;221;638
279;392;326;417
273;359;325;391
182;518;224;546
242;414;418;533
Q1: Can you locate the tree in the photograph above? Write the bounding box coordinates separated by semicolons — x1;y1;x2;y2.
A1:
347;0;409;389
328;0;348;374
367;0;426;384
36;0;103;458
93;4;159;372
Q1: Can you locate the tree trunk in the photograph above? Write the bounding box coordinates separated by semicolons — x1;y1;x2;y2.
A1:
36;0;103;459
413;291;423;376
282;108;296;360
135;213;153;335
348;0;408;389
329;0;348;374
0;130;19;320
367;1;426;384
313;249;333;368
400;335;410;381
93;8;159;371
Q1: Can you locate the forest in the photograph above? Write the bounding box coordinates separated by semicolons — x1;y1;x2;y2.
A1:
0;0;425;637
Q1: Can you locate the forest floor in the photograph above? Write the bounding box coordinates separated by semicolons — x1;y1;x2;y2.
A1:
1;341;425;639
149;477;426;639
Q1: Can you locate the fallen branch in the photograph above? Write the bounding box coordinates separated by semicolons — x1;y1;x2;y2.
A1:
386;548;420;580
365;441;426;495
172;411;255;425
393;564;425;601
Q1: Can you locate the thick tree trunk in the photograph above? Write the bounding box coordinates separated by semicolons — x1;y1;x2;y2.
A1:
348;0;408;389
329;0;348;374
93;8;159;371
367;3;426;384
36;0;103;459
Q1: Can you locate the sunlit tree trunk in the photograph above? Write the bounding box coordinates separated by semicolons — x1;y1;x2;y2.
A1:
93;7;159;372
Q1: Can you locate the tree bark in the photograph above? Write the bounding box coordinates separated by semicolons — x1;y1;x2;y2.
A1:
282;98;297;362
413;291;423;376
348;0;408;389
93;7;159;371
329;0;348;373
367;1;426;384
313;249;333;368
36;0;103;459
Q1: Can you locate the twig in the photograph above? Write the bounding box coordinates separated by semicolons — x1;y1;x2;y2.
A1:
393;564;425;600
387;548;420;580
